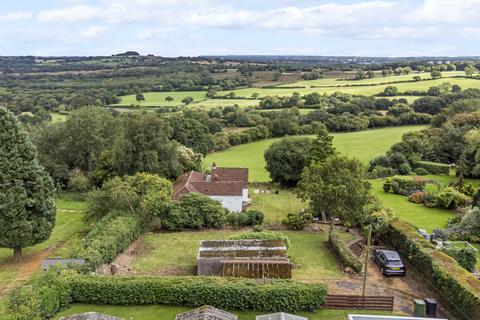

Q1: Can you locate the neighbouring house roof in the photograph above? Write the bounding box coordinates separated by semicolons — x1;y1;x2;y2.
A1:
59;312;124;320
172;166;248;199
40;258;86;270
176;305;238;320
256;312;308;320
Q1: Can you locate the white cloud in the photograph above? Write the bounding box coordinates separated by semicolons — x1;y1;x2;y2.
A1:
0;11;32;22
37;5;101;22
79;26;107;39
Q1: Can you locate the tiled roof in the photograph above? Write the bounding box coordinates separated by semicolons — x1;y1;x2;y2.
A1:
172;167;248;199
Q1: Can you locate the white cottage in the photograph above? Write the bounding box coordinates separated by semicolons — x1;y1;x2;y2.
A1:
172;163;249;212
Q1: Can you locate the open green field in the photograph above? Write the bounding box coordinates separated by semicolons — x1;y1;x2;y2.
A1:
54;304;397;320
278;71;465;88
257;108;314;115
250;188;306;222
133;228;353;280
222;77;480;98
113;91;208;107
189;98;259;109
205;125;425;182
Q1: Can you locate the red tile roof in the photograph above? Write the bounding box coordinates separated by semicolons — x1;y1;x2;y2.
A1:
172;167;248;199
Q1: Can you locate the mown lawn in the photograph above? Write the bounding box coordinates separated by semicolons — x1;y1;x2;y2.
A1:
250;188;306;223
54;304;398;320
370;179;455;232
205;126;425;182
133;228;353;281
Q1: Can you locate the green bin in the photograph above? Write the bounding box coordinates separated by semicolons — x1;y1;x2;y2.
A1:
413;299;426;317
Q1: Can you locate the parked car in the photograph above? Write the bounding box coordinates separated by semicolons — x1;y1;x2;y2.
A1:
373;249;406;276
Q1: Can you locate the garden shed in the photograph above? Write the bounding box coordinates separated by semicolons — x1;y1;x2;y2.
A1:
59;312;124;320
197;239;292;278
176;305;238;320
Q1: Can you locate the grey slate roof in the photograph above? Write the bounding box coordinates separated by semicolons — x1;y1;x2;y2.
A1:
59;312;124;320
256;313;308;320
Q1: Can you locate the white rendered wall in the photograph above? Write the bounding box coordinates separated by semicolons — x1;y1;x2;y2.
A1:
209;195;243;212
242;188;249;202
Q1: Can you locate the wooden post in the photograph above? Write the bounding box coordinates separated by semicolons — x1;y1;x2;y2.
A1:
362;225;372;297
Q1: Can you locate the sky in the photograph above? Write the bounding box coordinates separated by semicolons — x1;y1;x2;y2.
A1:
0;0;479;57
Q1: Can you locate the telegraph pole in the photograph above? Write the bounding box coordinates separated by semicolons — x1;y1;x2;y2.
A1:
362;225;372;297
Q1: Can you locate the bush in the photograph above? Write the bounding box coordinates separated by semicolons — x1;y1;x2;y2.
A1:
328;231;362;272
162;193;226;231
68;275;327;313
68;169;90;192
246;210;264;226
414;167;429;175
383;177;392;192
444;248;478;273
282;212;312;230
226;212;249;229
435;187;470;209
416;160;450;175
73;212;142;270
380;219;480;319
229;231;290;249
456;183;477;197
408;191;426;204
391;176;426;195
8;270;70;320
370;166;394;178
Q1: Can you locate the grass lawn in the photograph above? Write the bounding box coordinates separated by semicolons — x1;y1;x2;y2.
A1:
257;108;314;115
250;188;306;223
113;91;208;107
370;179;455;232
50;112;68;123
0;194;87;318
54;304;398;320
133;228;353;281
189;98;259;109
205;126;425;182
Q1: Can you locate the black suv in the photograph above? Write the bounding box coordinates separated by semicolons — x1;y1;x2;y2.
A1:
373;249;406;276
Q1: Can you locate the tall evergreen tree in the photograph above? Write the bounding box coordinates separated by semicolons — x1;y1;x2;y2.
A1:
0;107;56;261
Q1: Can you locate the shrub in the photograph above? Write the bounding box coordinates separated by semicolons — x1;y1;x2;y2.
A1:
73;212;142;270
456;183;477;197
444;248;478;273
8;270;70;320
435;187;470;209
416;160;450;175
246;210;264;226
380;219;480;319
391;176;426;195
370;166;394;178
162;193;226;231
229;231;290;249
383;177;392;192
408;191;426;204
68;275;327;313
423;192;438;208
226;212;249;229
328;231;362;272
414;167;429;175
282;212;312;230
397;162;412;175
68;169;90;192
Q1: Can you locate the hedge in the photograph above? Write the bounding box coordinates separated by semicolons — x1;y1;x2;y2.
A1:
328;231;363;273
73;212;142;270
229;231;290;249
8;270;71;320
381;219;480;320
391;176;426;195
416;160;450;175
67;275;327;312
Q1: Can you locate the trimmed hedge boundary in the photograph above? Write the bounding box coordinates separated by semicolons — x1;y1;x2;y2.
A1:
416;161;450;175
328;231;363;273
73;212;142;270
381;219;480;320
68;275;327;312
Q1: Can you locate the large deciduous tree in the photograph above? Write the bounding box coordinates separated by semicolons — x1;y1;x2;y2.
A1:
296;155;372;225
0;107;56;261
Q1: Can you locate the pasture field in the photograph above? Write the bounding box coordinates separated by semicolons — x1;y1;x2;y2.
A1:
54;305;397;320
113;91;208;107
204;125;426;182
257;108;314;115
188;98;259;109
133;228;353;280
220;77;480;98
278;71;465;88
